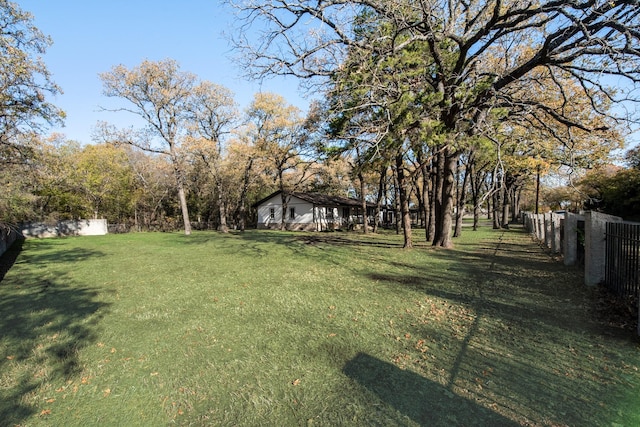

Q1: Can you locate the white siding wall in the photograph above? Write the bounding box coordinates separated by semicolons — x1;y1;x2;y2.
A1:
257;197;282;228
257;195;315;229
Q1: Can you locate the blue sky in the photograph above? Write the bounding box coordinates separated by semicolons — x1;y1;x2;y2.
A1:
17;1;639;150
19;0;311;144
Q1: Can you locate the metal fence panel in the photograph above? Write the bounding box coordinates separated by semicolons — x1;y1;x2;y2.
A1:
605;222;640;301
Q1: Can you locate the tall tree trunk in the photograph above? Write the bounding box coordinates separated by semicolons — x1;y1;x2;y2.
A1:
501;174;510;228
432;146;445;243
492;192;499;229
358;170;368;234
468;157;480;231
501;190;510;229
535;164;541;215
277;169;288;231
177;182;191;235
433;146;457;248
512;186;522;222
427;168;436;241
492;175;501;229
173;159;191;235
392;167;401;234
453;158;469;238
473;200;480;231
238;199;246;232
412;172;424;228
238;158;253;232
395;153;412;248
373;165;386;233
280;191;289;231
216;179;228;232
485;197;489;223
421;156;432;242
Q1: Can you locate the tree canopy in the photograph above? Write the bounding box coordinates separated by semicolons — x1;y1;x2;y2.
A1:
4;1;639;238
0;0;64;163
227;0;640;246
99;59;198;235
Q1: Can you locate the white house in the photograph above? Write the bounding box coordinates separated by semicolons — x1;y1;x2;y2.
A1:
254;191;376;231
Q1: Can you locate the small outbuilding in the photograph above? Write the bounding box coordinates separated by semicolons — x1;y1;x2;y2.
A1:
253;190;376;231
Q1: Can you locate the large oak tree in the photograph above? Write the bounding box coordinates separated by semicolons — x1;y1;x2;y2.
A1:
0;0;64;164
246;92;318;230
99;59;196;235
228;0;640;247
185;81;237;232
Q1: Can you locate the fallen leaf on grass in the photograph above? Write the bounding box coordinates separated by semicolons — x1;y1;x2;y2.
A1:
103;388;111;397
39;409;51;416
292;379;301;386
6;355;14;360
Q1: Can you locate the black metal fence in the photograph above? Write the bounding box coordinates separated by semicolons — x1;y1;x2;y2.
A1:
605;221;640;301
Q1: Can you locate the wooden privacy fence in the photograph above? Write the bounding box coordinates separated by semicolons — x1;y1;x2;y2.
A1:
605;222;640;302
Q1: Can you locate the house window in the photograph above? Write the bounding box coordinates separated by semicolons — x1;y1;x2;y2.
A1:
342;207;349;218
326;207;334;219
289;207;296;220
269;208;275;219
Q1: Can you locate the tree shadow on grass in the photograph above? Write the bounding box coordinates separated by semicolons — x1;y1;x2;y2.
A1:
178;230;304;258
343;352;518;426
13;237;106;266
0;240;110;425
232;229;409;249
362;228;640;425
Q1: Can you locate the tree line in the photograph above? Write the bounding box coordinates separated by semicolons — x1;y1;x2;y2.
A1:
2;0;639;247
226;0;640;247
1;84;632;237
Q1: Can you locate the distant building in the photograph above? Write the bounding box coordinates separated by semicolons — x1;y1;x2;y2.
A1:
253;191;376;231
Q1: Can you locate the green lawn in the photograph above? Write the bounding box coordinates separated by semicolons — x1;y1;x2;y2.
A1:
0;227;638;426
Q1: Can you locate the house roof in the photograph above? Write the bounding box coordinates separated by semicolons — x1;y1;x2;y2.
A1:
253;190;376;209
